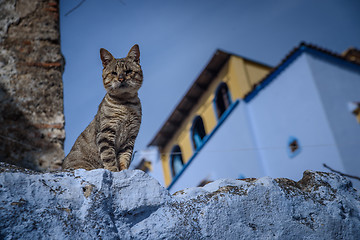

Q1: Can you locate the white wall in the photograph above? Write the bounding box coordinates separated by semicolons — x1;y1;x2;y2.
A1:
169;102;264;193
307;53;360;184
246;53;345;181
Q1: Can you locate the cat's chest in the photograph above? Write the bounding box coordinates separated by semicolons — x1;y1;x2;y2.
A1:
112;104;141;148
98;95;141;135
102;99;140;120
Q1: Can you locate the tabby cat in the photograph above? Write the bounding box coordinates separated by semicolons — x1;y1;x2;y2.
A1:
62;44;142;171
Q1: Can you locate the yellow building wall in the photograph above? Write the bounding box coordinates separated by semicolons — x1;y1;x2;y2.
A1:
160;55;271;186
227;56;251;99
160;153;170;185
245;62;271;86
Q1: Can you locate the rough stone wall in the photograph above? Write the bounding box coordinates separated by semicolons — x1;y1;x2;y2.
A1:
0;164;359;239
0;0;64;171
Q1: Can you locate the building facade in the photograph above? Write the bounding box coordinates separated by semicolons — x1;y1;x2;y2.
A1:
141;43;360;193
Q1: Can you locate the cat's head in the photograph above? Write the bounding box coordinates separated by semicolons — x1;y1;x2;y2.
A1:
100;44;143;96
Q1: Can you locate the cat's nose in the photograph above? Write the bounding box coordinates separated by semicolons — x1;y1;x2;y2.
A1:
118;74;124;82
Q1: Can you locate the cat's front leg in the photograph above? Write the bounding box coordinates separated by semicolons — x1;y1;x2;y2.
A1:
116;143;134;170
96;127;119;171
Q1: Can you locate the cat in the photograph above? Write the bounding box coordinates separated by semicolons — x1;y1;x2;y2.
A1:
62;44;143;172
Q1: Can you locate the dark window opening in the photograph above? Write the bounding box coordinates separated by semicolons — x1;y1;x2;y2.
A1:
289;140;299;153
214;82;232;119
170;145;183;177
191;115;206;150
287;136;301;158
348;101;360;123
135;158;152;173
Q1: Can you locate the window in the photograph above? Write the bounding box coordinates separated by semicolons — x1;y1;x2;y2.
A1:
214;82;232;119
191;116;206;150
170;145;183;177
135;158;152;173
348;101;360;123
287;136;301;158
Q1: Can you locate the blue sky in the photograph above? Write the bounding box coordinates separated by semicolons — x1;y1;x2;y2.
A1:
60;0;360;155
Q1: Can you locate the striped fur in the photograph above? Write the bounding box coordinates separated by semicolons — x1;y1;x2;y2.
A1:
62;45;143;171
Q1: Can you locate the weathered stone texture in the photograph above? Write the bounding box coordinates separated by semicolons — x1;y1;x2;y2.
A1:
0;164;359;239
0;0;64;171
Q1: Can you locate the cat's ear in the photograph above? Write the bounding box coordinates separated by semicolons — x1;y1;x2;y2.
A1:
100;48;114;68
127;44;140;62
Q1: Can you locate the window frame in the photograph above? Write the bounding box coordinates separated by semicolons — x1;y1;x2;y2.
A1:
287;136;301;158
214;82;232;119
170;145;184;177
190;115;207;150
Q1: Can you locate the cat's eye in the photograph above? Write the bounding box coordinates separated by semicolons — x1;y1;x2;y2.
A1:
111;71;117;75
125;69;133;74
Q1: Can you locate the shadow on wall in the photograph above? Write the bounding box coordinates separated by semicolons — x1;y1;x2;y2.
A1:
0;0;65;171
0;84;59;171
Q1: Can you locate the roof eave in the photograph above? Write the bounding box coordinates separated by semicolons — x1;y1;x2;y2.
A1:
147;49;231;148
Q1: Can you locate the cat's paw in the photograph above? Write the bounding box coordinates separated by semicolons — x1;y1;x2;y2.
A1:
105;166;119;172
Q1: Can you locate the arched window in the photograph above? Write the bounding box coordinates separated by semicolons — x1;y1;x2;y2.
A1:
214;82;232;119
191;115;206;150
170;145;183;177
